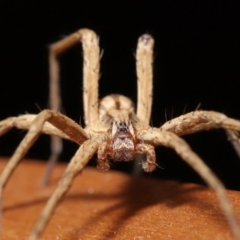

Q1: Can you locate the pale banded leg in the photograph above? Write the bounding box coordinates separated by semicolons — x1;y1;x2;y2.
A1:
160;110;240;135
0;110;88;188
139;128;240;240
0;113;82;239
0;115;70;140
44;29;100;185
134;34;154;175
29;137;101;240
0;110;88;239
160;110;240;159
226;130;240;158
136;34;154;123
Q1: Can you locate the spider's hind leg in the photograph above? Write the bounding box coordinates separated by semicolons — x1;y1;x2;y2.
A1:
41;135;62;186
0;110;88;189
42;29;100;185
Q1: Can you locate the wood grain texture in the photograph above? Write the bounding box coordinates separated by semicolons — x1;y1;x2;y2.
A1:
0;158;240;240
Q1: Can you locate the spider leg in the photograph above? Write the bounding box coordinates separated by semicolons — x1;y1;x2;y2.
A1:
43;29;100;185
225;129;240;158
160;110;240;135
28;137;101;240
160;110;240;159
0;114;71;140
97;141;110;172
139;128;240;240
0;110;88;188
136;34;154;124
134;34;154;176
49;28;100;126
0;114;86;187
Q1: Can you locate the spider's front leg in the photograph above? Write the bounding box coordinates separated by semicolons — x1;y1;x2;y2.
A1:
160;110;240;159
138;127;240;240
160;110;240;136
136;34;154;124
29;136;101;240
134;33;154;176
97;141;111;172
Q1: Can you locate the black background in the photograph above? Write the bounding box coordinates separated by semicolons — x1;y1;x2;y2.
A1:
0;1;240;190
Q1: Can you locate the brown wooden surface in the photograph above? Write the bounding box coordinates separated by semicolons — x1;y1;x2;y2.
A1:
0;157;240;240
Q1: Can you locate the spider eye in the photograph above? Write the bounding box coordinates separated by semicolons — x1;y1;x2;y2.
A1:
117;121;128;132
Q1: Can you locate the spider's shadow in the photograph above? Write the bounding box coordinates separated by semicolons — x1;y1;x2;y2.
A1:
3;175;217;239
64;177;213;239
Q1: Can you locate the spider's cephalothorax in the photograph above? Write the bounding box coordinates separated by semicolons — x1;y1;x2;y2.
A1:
93;95;157;172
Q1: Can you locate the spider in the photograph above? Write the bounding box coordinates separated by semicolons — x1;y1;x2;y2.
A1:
0;28;240;240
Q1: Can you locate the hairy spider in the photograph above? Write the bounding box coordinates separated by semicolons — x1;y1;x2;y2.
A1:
0;29;240;240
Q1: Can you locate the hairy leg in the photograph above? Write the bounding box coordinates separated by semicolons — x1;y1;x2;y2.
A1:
49;28;100;126
225;129;240;158
0;110;88;188
139;128;240;239
134;34;154;175
136;34;154;124
44;29;100;184
160;110;240;135
29;137;101;240
160;110;240;157
0;114;71;140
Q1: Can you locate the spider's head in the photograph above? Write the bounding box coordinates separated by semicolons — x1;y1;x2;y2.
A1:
111;119;135;139
101;109;137;162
